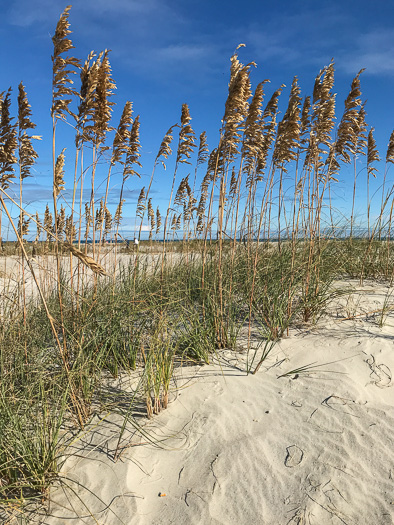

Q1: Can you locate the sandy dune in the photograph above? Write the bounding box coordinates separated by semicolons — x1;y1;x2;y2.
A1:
6;280;394;525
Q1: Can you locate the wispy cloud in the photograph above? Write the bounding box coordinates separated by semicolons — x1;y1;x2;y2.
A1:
4;183;149;210
245;6;394;79
9;0;394;81
6;0;218;88
6;0;64;27
246;7;348;69
339;29;394;76
6;183;53;205
85;0;160;16
155;44;210;63
6;0;163;27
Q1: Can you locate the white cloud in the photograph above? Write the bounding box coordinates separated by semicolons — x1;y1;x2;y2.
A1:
7;0;162;27
86;0;160;15
6;0;198;51
339;29;394;76
7;0;214;81
7;0;65;27
156;44;210;62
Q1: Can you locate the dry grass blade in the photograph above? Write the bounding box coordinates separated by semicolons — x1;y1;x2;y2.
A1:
66;243;108;276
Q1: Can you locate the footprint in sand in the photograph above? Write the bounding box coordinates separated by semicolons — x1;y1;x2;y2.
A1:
285;445;304;468
365;355;392;388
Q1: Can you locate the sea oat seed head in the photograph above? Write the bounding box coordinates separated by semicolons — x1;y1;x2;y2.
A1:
54;148;66;197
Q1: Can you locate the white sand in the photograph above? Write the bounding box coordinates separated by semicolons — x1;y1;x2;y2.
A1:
0;251;191;305
4;279;394;524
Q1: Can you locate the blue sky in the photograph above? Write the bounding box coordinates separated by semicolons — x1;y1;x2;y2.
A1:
2;0;394;238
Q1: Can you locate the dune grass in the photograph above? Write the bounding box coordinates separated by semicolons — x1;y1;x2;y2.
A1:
2;5;394;517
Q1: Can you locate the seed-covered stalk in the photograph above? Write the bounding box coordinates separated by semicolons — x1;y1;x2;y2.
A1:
76;52;100;252
51;4;79;243
357;128;381;285
272;76;301;251
51;5;80;362
84;202;92;250
136;188;146;239
0;89;17;251
114;199;125;240
366;128;380;238
211;45;253;347
174;176;188;241
35;212;42;242
233;80;272;352
162;105;195;257
218;45;253;248
44;204;53;247
291;96;311;241
97;100;133;260
89;50;115;258
114;115;142;266
136;123;177;248
17;82;40;325
240;86;281;247
139;123;175;242
188;131;209;249
193;131;209;193
335;69;366;238
74;51;101;313
377;131;394;240
308;62;336;242
239;81;267;248
147;198;155;243
382;132;394;269
155;206;162;239
311;63;337;244
300;63;337;321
